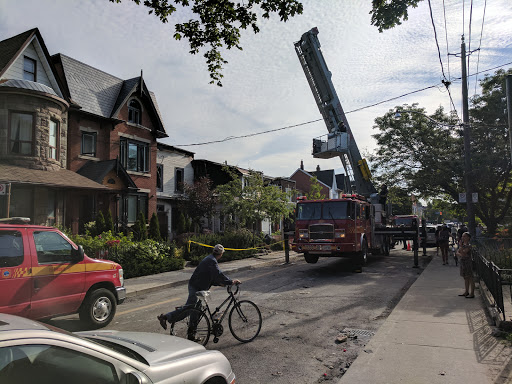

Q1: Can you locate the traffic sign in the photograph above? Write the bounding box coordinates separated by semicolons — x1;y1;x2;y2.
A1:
0;184;6;195
459;193;466;203
472;193;478;203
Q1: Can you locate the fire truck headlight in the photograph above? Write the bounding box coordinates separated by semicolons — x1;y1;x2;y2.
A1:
299;229;309;239
335;229;345;238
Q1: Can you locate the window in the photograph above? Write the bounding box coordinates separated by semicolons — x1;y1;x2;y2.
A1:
81;131;97;156
121;194;147;224
120;138;149;172
175;168;184;193
0;344;119;384
128;99;141;124
156;164;163;192
33;231;72;264
10;112;33;155
23;56;36;81
49;120;58;160
0;230;24;267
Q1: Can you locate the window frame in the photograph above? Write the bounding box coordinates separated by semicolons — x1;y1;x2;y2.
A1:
49;119;59;160
81;131;97;156
9;111;34;156
175;168;184;193
156;164;164;192
119;138;149;173
23;56;37;81
128;99;142;125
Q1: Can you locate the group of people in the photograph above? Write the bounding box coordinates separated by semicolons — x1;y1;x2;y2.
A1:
435;224;475;299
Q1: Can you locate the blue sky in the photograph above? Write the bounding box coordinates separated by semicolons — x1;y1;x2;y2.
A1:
1;0;511;179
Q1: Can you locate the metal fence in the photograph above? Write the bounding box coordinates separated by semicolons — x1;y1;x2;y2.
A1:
474;238;512;321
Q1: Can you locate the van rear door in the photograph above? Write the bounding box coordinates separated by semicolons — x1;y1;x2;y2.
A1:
0;227;31;316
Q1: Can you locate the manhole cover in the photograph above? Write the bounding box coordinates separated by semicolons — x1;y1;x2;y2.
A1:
342;328;375;337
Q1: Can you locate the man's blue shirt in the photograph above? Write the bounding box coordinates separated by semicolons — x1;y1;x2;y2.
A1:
189;254;232;290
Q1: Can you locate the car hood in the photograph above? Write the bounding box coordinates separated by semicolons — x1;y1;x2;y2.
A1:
77;330;207;365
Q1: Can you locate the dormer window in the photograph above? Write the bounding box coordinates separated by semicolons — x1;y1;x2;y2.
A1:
128;100;141;124
23;56;36;82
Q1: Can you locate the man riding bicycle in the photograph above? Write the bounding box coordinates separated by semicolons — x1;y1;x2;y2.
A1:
158;244;241;333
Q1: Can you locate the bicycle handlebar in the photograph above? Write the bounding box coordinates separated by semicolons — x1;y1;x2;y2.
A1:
227;282;240;295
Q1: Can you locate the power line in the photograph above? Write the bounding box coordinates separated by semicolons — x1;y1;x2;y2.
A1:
427;0;447;80
174;61;512;147
473;0;487;97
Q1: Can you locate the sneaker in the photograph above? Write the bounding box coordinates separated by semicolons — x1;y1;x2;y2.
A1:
157;314;168;330
187;333;201;342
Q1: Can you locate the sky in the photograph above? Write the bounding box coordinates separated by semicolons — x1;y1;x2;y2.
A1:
1;0;511;179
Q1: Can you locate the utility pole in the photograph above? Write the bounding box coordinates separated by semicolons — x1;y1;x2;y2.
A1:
507;75;512;163
461;36;476;238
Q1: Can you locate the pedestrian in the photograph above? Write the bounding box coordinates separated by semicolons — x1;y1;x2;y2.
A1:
435;225;442;255
157;244;241;337
457;224;468;246
438;225;451;265
379;184;388;205
457;232;475;298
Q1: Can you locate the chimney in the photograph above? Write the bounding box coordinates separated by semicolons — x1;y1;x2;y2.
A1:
300;160;304;170
316;165;320;171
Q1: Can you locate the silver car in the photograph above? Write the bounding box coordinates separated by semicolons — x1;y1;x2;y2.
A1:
0;313;235;384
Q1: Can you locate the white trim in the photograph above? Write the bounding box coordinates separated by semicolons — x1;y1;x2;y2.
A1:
127;170;151;177
78;154;100;161
138;188;151;193
79;126;99;133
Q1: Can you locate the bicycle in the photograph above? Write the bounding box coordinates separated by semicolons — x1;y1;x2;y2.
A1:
169;284;262;347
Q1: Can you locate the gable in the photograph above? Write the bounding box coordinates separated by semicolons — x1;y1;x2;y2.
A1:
1;33;63;98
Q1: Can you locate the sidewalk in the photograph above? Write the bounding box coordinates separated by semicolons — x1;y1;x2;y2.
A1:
339;253;511;384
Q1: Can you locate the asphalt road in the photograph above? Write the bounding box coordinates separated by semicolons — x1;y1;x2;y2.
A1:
48;248;431;384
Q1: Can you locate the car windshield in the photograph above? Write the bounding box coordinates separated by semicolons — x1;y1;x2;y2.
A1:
322;202;350;219
296;203;321;220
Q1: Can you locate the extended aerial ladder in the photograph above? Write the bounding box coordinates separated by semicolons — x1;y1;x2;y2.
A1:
294;27;376;198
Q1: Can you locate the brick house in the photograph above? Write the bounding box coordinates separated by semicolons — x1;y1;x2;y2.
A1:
290;161;347;200
0;28;108;228
52;53;168;232
0;28;167;233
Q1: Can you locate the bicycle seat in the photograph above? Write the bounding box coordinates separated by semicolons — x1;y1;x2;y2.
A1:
196;291;210;299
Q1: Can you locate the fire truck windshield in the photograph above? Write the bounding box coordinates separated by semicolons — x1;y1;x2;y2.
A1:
296;201;350;220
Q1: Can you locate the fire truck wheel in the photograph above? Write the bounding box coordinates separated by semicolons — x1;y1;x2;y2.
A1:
79;288;117;329
304;253;319;264
354;240;368;271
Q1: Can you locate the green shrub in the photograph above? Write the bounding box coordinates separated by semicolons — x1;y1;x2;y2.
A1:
149;212;162;241
104;210;114;233
69;231;184;278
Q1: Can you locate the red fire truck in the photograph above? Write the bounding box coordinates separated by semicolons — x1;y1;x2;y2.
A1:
291;194;389;270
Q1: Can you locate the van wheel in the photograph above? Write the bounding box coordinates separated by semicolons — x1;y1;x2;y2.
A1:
304;253;319;264
79;288;117;328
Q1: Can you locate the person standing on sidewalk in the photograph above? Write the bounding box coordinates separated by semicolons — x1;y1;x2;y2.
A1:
457;232;475;298
157;244;241;330
439;225;451;265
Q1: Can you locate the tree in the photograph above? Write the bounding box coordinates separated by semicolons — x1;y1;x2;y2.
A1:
109;0;303;86
148;212;162;241
95;211;106;236
104;210;115;233
179;176;216;232
306;176;326;200
387;186;411;215
369;69;512;234
133;211;148;241
216;166;294;231
370;0;423;32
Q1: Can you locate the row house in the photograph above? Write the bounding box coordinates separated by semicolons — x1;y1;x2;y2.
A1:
290;161;347;200
0;28;167;233
156;143;194;240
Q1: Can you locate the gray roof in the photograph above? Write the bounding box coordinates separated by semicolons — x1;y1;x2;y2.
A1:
0;79;58;96
335;174;346;191
77;159;137;189
0;29;37;75
58;54;124;118
310;170;334;187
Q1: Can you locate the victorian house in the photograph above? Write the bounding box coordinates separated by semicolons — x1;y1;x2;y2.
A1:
0;28;167;233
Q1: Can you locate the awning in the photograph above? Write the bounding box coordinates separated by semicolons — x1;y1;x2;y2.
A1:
0;164;110;190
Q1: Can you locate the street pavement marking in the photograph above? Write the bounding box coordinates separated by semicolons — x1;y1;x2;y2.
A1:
116;297;182;316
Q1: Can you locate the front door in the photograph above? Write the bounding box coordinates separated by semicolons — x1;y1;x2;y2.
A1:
29;229;85;319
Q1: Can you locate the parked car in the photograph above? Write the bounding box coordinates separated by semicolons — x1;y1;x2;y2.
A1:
0;313;235;384
0;217;125;328
423;225;437;246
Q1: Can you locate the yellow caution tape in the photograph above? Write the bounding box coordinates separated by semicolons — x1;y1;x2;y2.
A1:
187;239;286;253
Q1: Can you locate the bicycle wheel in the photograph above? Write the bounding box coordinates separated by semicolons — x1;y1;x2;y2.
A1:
170;308;211;346
228;300;262;343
